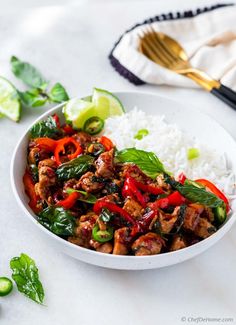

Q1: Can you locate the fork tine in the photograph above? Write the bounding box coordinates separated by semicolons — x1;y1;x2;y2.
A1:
146;26;176;65
140;39;167;67
141;37;169;66
149;25;184;63
140;29;171;66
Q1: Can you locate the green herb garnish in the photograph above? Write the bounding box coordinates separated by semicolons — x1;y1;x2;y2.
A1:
30;115;62;139
115;148;167;179
187;148;200;160
56;155;94;181
38;206;75;236
10;253;44;304
134;128;149;140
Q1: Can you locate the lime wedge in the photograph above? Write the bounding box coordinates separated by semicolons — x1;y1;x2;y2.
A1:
0;77;21;122
63;98;96;129
63;88;125;129
92;88;124;116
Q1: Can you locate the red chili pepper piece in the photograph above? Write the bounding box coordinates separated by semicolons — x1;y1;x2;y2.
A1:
62;124;76;135
34;137;57;152
52;114;60;128
178;172;187;185
150;191;186;210
93;199;137;226
99;136;114;151
132;178;164;195
195;178;230;212
54;137;83;165
23;169;41;213
122;176;147;207
56;192;80;209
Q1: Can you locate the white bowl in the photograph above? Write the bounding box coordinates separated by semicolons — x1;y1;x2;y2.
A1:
11;91;236;270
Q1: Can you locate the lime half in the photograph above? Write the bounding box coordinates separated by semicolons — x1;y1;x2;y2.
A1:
63;88;125;129
0;77;21;122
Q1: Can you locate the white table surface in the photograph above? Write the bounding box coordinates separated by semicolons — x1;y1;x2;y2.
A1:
1;1;236;324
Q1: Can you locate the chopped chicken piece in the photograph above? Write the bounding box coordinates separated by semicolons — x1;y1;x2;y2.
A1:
78;172;104;193
95;149;114;179
113;227;130;255
183;206;200;231
159;206;180;233
132;232;163;256
170;235;186;251
194;218;216;238
123;198;143;218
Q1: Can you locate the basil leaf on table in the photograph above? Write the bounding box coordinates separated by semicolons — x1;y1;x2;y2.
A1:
165;175;224;208
66;188;97;204
18;89;47;107
11;56;48;89
48;83;69;103
56;155;94;181
10;253;44;305
115;148;167;179
38;206;75;236
30;116;62;138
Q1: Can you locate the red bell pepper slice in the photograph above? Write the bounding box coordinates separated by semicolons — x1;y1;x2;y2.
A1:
23;169;41;213
178;172;187;185
34;137;57;152
99;136;114;151
150;191;186;210
52;114;60;128
122;176;147;207
62;124;76;135
54;137;83;165
195;178;229;212
93;199;137;226
132;178;164;195
56;192;80;209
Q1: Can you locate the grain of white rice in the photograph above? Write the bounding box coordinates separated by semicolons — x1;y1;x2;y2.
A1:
103;108;235;197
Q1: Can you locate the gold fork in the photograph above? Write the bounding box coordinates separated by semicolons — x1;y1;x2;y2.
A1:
139;26;236;109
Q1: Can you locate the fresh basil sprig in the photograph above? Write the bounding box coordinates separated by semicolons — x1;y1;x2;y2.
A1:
56;155;94;181
115;148;168;179
38;206;75;236
10;253;44;305
11;56;69;107
66;188;97;204
30;115;62;139
11;56;48;89
165;175;224;208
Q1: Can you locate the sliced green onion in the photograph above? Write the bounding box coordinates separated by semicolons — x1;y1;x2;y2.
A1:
83;116;104;135
134;128;149;140
92;224;114;243
187;148;200;160
0;277;13;297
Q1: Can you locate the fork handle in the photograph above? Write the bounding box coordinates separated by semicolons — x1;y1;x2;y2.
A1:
211;84;236;110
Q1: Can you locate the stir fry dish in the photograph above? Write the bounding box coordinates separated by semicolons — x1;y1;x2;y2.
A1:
23;110;230;256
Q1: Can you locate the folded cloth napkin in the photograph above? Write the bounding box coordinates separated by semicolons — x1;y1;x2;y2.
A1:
109;4;236;90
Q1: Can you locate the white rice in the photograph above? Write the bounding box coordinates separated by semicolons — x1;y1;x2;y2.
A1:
103;108;235;197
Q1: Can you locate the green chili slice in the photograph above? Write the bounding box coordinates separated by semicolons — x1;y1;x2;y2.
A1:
92;224;114;243
0;277;13;297
83;116;104;135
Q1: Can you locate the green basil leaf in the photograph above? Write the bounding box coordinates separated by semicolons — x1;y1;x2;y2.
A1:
10;253;44;305
115;148;167;179
164;175;224;208
66;188;97;203
30;116;62;138
48;83;69;103
38;206;75;236
18;89;47;107
56;155;94;181
11;56;48;89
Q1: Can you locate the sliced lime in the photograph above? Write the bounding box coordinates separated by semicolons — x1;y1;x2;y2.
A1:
92;88;124;116
63;89;125;129
0;77;21;122
63;98;96;129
